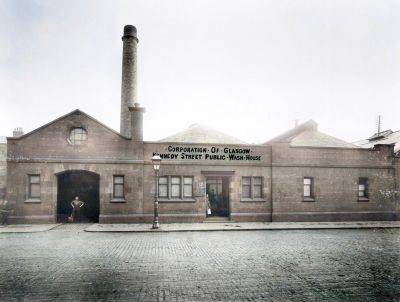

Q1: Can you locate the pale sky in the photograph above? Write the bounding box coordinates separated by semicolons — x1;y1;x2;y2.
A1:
0;0;399;144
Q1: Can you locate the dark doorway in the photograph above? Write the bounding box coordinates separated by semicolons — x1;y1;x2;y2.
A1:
206;177;229;217
57;170;100;223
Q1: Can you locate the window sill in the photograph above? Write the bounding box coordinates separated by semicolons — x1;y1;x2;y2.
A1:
110;198;126;203
25;199;41;203
303;197;315;202
358;197;369;202
240;198;266;203
159;198;196;203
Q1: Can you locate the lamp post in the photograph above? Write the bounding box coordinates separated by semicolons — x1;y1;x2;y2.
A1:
151;154;162;229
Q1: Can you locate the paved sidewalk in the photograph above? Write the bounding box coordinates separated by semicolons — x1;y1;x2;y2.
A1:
0;224;60;233
1;221;399;233
85;221;400;232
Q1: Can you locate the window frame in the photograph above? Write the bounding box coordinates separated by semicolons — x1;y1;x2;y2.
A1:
241;176;264;201
358;177;369;201
112;175;125;199
253;176;263;198
158;176;169;198
171;176;182;198
242;177;252;198
28;174;41;199
158;176;194;201
303;177;314;201
68;127;88;146
183;177;194;198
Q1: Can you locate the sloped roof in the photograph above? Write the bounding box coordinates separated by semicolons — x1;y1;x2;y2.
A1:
353;130;400;153
264;120;318;143
159;123;248;144
264;119;358;149
7;109;128;140
291;130;358;148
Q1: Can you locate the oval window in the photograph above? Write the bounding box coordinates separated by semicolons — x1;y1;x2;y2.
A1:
69;128;87;145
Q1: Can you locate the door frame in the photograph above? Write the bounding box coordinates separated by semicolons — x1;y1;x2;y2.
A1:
202;170;234;218
55;169;100;223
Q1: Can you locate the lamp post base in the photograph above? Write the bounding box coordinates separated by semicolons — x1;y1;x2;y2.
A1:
152;222;160;229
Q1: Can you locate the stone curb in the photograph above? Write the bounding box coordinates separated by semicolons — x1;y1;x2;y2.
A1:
84;222;400;233
0;224;61;233
1;222;399;233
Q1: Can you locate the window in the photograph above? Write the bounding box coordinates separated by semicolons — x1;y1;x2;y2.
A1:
253;177;262;198
241;177;263;199
358;178;368;199
158;176;168;198
242;177;251;198
69;127;87;145
171;177;181;198
183;177;193;198
158;176;193;199
29;175;40;198
303;177;313;198
113;176;124;199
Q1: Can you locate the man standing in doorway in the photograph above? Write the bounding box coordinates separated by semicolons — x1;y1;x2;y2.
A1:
71;196;84;222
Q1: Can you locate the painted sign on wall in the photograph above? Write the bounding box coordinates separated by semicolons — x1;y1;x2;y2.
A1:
153;145;262;161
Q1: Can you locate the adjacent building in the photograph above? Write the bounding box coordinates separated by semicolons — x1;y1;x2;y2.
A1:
354;129;400;155
0;136;6;203
4;25;399;224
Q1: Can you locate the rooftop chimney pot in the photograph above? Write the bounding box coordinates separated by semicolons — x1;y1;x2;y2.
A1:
13;127;24;137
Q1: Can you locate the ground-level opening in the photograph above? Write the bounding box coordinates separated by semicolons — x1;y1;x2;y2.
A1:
206;177;230;217
57;170;100;223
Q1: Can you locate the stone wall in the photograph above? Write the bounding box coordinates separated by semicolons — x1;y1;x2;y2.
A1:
6;161;144;224
5;121;399;223
271;144;397;221
6;110;145;223
143;142;398;223
143;142;272;223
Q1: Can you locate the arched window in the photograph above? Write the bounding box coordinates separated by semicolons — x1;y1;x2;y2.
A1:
69;128;87;145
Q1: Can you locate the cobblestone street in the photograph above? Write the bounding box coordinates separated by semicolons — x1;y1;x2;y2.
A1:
1;225;400;301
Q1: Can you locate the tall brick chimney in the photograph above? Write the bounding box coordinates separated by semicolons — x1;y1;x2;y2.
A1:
120;25;142;139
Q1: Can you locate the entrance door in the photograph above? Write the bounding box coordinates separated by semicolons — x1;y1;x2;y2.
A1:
206;177;229;217
57;170;100;222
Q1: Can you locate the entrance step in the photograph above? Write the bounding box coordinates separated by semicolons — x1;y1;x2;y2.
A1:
203;217;233;223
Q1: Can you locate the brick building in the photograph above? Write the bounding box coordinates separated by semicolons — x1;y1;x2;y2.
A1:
4;25;399;224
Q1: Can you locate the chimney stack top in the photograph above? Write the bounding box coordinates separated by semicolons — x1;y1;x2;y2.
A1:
13;127;24;137
122;25;138;42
